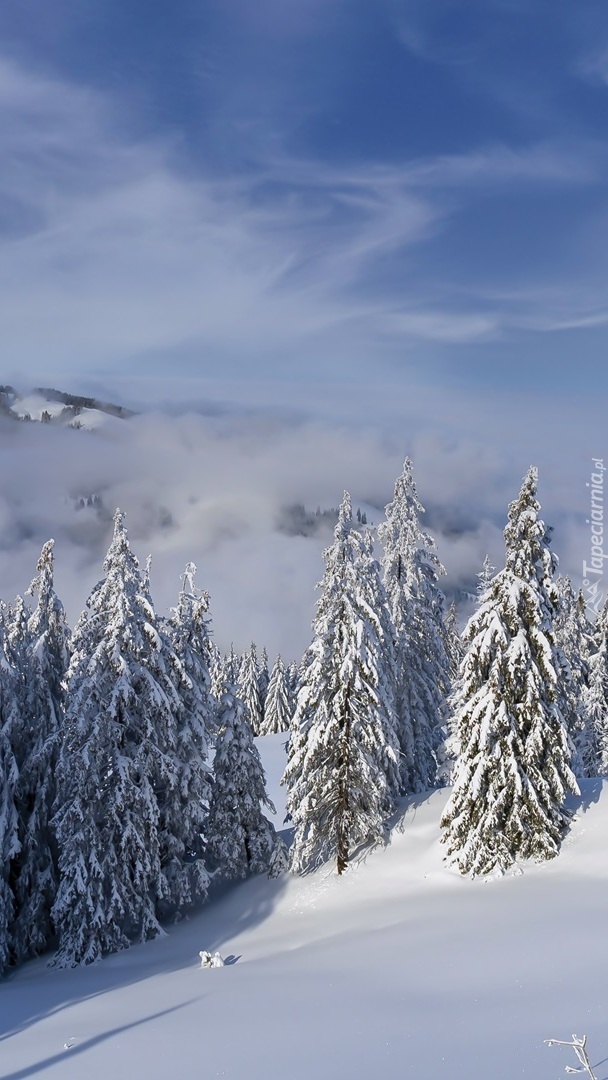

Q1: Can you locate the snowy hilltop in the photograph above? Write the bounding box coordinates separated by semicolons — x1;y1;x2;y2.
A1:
0;385;135;428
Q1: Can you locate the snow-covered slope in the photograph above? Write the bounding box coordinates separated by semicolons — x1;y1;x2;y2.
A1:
2;734;607;1080
0;385;134;429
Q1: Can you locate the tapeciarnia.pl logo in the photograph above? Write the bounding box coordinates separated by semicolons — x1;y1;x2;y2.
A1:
582;458;606;614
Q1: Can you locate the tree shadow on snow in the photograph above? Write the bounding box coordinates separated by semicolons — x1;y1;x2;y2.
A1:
0;869;289;1047
389;788;439;836
569;776;604;813
1;999;198;1080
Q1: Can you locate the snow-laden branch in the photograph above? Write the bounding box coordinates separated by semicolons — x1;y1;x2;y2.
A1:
545;1034;598;1080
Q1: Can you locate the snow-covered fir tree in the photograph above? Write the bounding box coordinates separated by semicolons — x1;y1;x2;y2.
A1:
258;646;270;720
477;554;496;596
441;468;578;877
52;510;183;966
294;646;313;713
287;660;299;715
238;642;264;735
553;576;593;775
211;645;241;707
206;680;278;878
10;541;70;963
26;541;70;722
259;654;292;735
223;644;240;685
441;556;494;780
162;563;215;915
358;526;402;805
584;597;608;776
283;494;400;876
444;601;464;680
378;458;451;794
0;637;20;973
207;638;223;702
437;600;464;784
4;595;29;663
210;644;233;701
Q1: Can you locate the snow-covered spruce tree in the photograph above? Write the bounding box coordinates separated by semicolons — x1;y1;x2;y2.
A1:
27;541;70;722
283;494;400;876
440;468;578;877
238;642;264;735
0;639;20;973
294;646;313;713
207;638;223;702
258;646;270;716
1;595;28;672
584;597;608;776
206;680;278;878
378;459;452;794
10;541;70;962
287;660;299;714
438;600;464;785
210;644;232;701
358;526;402;805
222;644;240;686
52;510;182;966
444;601;464;680
553;577;593;776
442;559;498;783
259;654;292;735
477;553;496;596
162;563;214;914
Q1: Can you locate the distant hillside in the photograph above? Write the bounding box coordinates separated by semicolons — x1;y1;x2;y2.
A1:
0;385;136;428
277;502;371;538
33;387;137;419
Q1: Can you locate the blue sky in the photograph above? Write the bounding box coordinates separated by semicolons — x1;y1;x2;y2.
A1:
2;0;608;404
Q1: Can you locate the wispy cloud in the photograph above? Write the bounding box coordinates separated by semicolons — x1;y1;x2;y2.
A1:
1;52;605;388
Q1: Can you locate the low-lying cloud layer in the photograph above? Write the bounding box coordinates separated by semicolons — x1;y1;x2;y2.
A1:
0;379;592;661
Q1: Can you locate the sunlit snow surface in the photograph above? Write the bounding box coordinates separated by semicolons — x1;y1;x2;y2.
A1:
14;393;120;430
2;733;607;1080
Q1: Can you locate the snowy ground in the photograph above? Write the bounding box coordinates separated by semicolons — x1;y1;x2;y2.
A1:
2;733;607;1080
14;392;121;430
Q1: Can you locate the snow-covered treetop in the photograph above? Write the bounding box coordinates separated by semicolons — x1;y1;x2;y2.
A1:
503;466;557;586
26;538;70;676
335;490;352;539
171;561;210;629
477;554;496;597
378;457;445;610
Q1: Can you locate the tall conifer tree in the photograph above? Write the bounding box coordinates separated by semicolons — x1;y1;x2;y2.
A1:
554;577;594;775
444;601;464;680
52;511;180;966
258;646;270;721
378;459;451;793
584;597;608;776
284;494;399;875
0;635;20;973
206;680;278;878
260;654;292;735
162;563;214;914
441;469;578;876
10;541;70;961
238;643;264;735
